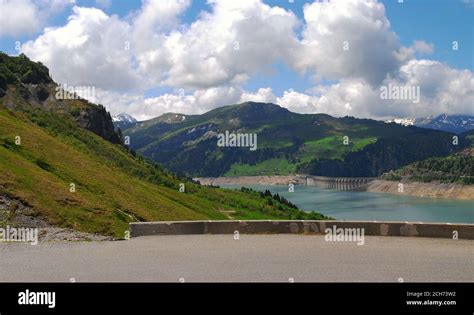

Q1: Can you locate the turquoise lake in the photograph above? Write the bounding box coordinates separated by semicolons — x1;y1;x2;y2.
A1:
222;184;474;223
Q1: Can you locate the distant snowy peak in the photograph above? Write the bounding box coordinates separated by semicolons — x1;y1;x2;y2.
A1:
112;113;137;123
415;114;474;134
386;114;474;134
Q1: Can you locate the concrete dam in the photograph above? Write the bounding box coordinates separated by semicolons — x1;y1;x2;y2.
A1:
304;175;376;191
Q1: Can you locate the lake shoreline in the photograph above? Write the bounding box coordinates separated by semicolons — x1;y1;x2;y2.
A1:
195;175;307;186
194;175;306;186
196;176;474;201
366;180;474;201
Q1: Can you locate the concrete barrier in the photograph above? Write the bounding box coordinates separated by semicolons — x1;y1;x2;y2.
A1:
129;220;474;240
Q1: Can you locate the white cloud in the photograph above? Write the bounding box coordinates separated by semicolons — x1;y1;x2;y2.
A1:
14;0;473;121
409;40;434;55
22;6;139;90
98;86;278;120
293;0;405;86
0;0;74;37
0;0;41;37
240;87;277;104
133;0;190;36
276;60;474;120
389;59;474;117
135;0;300;89
276;80;378;117
96;86;243;121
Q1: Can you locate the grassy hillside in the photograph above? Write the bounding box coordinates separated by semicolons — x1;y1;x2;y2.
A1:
122;102;465;177
381;147;474;184
0;106;330;238
297;129;468;177
0;54;329;238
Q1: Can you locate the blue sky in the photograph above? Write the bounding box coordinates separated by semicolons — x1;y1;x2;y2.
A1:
0;0;472;120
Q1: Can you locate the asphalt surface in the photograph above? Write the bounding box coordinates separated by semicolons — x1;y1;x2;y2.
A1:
0;235;472;282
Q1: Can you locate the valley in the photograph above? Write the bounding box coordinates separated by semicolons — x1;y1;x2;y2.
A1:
197;174;474;201
215;183;474;223
0;53;329;238
0;53;472;238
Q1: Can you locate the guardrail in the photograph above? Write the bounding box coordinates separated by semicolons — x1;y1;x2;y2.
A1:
129;220;474;239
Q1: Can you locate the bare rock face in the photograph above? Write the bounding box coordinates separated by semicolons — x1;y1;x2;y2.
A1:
75;105;122;144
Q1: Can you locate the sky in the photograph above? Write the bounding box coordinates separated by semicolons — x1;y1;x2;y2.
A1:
0;0;472;121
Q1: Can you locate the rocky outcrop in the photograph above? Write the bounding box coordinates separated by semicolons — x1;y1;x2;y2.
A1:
0;52;122;145
76;105;121;144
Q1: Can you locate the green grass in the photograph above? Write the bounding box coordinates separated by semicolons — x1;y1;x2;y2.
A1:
224;158;297;176
299;136;378;163
0;107;328;238
222;137;378;176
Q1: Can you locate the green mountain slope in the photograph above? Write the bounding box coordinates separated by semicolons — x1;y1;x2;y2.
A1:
122;102;466;177
0;53;328;238
298;129;469;177
381;140;474;184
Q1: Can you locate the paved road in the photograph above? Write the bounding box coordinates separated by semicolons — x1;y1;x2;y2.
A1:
0;235;472;282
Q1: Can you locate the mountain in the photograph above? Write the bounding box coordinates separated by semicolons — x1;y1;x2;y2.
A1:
0;52;327;238
381;130;474;184
415;114;474;134
121;102;468;177
298;129;469;177
112;113;138;131
381;145;474;185
0;53;121;144
113;113;137;123
386;114;474;134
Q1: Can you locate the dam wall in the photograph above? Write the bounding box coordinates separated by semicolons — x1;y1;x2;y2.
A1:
305;176;376;191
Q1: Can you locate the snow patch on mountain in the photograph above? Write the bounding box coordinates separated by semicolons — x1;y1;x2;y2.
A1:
385;118;416;126
112;113;137;123
386;114;474;134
